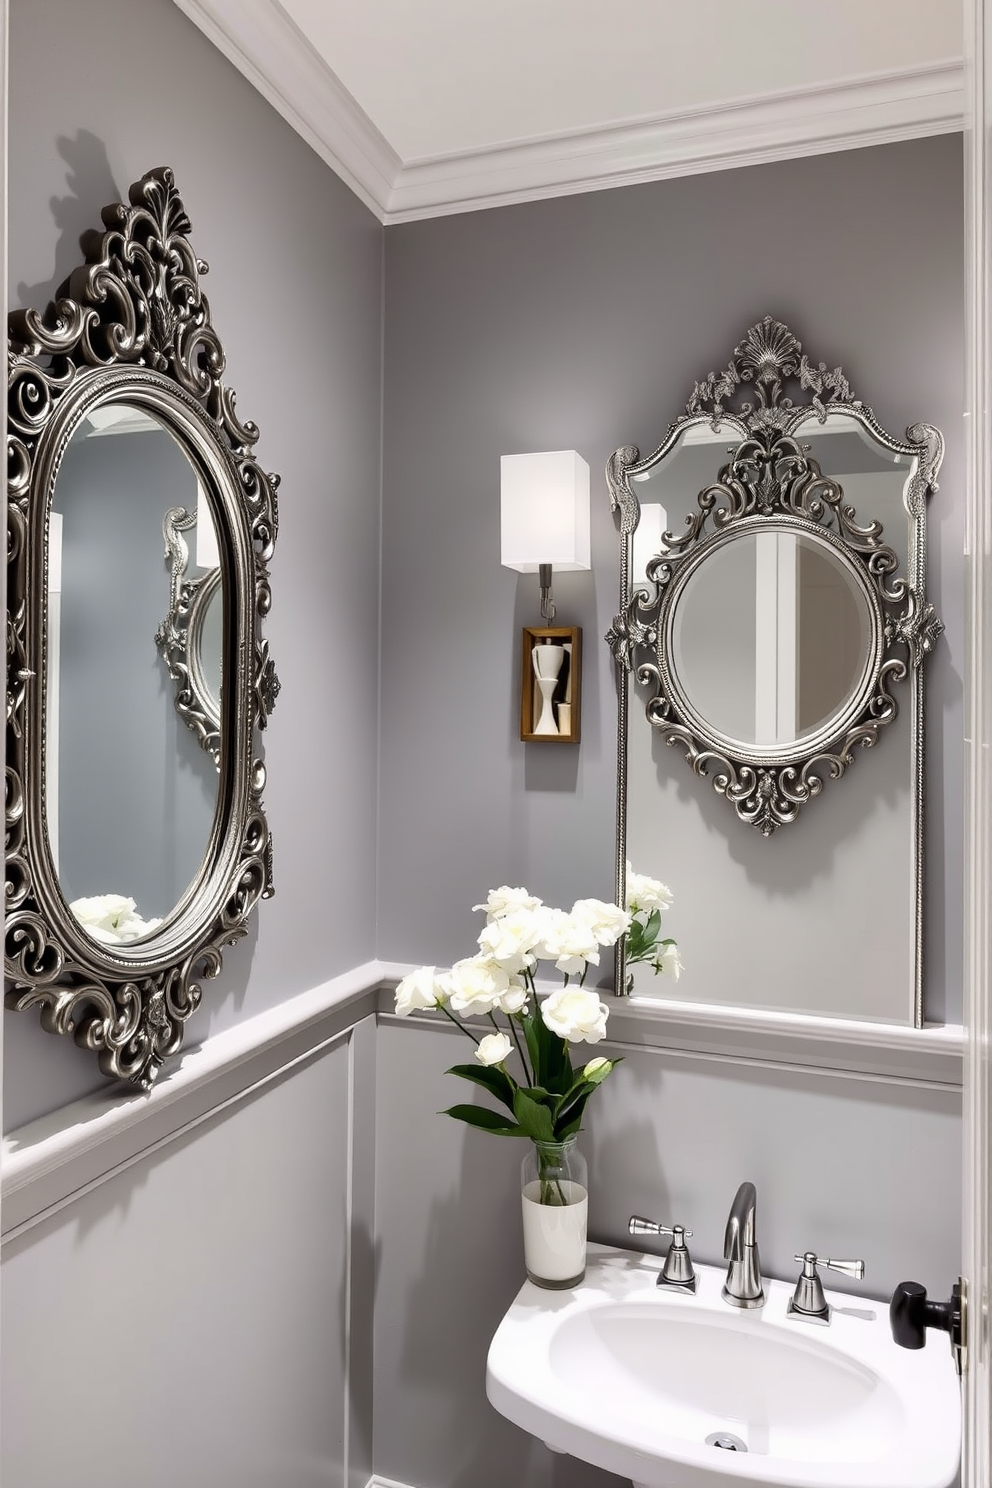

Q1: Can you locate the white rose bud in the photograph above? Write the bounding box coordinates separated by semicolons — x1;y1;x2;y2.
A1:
475;1031;513;1067
582;1056;612;1079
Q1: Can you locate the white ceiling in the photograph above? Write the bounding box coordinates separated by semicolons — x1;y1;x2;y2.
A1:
173;0;964;222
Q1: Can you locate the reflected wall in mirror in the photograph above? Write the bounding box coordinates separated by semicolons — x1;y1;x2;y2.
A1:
606;318;943;1025
6;167;280;1088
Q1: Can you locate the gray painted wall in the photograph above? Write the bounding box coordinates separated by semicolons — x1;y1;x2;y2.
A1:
5;0;383;1127
379;135;965;1031
2;11;968;1488
377;139;965;1487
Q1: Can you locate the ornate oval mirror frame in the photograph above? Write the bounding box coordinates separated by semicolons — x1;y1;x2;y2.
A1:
6;167;279;1088
606;317;943;1023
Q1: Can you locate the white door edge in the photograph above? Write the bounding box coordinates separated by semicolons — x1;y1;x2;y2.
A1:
962;3;992;1485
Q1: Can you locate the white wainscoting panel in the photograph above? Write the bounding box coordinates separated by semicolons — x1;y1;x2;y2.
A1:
1;961;382;1238
2;1021;373;1488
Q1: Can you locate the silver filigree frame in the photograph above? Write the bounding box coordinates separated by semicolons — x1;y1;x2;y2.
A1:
6;167;280;1088
606;316;943;1024
155;506;224;767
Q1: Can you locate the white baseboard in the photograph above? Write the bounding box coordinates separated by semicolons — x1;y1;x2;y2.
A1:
366;1477;419;1488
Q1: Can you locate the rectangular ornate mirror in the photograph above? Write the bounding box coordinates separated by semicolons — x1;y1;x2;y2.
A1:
607;317;943;1027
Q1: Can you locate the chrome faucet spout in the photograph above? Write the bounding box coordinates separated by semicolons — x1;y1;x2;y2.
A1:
724;1180;757;1260
722;1181;764;1309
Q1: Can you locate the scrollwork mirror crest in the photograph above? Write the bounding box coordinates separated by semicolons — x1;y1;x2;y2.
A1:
607;316;943;1023
6;166;280;1088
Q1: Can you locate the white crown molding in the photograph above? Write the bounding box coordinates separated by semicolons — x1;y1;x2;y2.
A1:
167;2;963;222
385;60;965;222
169;0;400;219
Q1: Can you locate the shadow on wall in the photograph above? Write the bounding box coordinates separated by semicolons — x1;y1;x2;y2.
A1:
16;130;120;310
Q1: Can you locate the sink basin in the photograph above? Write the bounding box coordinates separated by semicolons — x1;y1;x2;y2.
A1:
486;1243;960;1488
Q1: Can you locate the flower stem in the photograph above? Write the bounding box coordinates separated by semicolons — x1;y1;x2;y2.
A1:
437;1002;480;1045
506;1011;533;1086
536;1144;569;1206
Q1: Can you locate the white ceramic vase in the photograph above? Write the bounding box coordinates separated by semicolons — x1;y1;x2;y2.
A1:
532;642;564;735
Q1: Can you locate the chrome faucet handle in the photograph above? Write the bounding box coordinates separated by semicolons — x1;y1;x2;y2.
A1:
787;1251;866;1325
627;1216;697;1294
628;1216;693;1240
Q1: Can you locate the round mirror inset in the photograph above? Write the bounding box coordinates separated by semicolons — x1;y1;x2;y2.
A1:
46;400;223;946
669;529;874;751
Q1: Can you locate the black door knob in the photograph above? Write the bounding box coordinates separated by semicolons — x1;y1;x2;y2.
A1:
890;1280;962;1351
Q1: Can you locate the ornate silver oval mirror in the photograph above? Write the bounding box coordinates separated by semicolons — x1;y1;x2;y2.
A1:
6;167;279;1087
607;317;942;1023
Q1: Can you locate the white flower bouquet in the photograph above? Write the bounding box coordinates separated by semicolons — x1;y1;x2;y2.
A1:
69;893;163;945
623;862;683;979
394;875;679;1149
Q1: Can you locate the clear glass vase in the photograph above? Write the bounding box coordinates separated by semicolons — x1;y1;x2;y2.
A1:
520;1136;588;1288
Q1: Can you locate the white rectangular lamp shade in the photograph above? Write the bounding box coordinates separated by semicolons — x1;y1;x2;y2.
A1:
632;503;668;583
500;450;591;573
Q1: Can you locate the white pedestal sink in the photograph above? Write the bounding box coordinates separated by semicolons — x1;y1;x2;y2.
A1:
486;1243;960;1488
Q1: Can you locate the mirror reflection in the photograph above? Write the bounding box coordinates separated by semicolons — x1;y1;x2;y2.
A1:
670;528;872;750
48;401;222;945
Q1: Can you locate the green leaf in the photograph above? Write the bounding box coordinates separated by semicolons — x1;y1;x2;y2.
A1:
513;1088;556;1143
553;1086;598;1138
446;1063;517;1113
442;1104;523;1136
530;1003;574;1095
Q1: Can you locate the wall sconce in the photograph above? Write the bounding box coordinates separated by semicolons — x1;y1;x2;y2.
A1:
500;450;590;744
